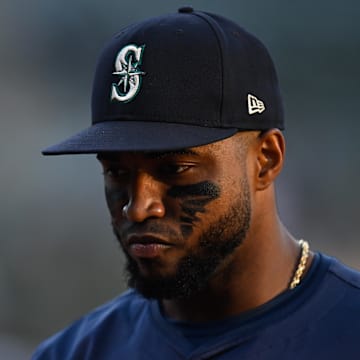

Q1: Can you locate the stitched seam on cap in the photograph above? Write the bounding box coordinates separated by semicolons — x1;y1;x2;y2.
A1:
191;12;224;127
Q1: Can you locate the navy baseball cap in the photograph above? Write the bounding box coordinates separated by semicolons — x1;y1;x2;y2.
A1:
42;6;284;155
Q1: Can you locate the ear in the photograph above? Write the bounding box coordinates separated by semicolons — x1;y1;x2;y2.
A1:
255;129;285;191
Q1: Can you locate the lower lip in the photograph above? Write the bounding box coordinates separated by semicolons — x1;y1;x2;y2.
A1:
129;243;172;258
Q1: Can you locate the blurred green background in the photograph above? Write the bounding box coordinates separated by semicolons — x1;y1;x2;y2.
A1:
1;0;359;358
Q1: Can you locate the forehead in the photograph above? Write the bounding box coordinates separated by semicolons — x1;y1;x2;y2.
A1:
96;140;236;162
96;131;262;167
96;148;197;161
96;132;257;162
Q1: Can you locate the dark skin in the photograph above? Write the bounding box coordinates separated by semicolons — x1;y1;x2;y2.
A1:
97;129;314;322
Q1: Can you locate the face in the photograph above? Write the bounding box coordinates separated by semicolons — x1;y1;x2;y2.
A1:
97;135;253;299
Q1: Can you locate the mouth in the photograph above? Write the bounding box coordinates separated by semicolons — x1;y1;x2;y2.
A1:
126;235;175;259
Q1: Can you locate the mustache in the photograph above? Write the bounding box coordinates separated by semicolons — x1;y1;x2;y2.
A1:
112;221;181;243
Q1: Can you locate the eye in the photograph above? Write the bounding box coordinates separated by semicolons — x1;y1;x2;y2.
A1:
102;166;129;180
159;163;192;176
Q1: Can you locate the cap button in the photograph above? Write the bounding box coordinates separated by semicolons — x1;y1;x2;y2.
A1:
178;6;194;13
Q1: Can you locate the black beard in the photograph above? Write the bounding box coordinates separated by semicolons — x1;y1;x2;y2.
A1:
115;179;251;300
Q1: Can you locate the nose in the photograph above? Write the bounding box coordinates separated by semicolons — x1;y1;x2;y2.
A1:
122;172;165;223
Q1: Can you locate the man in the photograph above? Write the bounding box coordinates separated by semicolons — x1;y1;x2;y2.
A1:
33;7;360;359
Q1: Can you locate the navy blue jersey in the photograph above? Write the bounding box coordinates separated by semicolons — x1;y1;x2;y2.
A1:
32;254;360;359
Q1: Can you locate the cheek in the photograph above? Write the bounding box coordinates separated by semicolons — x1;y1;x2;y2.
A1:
105;186;127;217
168;181;221;238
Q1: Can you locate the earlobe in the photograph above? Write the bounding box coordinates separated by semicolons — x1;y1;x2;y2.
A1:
256;129;285;190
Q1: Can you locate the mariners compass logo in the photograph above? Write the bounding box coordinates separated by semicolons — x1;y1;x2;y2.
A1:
111;44;145;103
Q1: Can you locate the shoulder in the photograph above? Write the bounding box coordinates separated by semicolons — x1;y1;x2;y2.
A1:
304;254;360;330
282;253;360;336
313;253;360;303
31;289;150;359
315;253;360;308
326;255;360;290
291;255;360;357
322;254;360;312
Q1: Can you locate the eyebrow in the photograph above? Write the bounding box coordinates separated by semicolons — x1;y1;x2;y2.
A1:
143;149;200;159
96;149;199;161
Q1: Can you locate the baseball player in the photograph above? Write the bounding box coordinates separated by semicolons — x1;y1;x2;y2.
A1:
32;7;360;359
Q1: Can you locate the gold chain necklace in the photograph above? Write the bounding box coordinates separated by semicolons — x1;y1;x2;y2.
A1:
289;240;310;290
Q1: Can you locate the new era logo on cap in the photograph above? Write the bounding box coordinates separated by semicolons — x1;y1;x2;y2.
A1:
247;94;265;115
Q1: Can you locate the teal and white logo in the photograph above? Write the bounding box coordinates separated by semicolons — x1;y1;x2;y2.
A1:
111;44;145;103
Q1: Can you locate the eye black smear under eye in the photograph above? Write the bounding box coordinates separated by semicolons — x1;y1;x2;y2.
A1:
168;181;221;238
167;181;220;199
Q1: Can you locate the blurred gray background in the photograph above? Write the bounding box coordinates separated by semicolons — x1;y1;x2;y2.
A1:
1;0;359;358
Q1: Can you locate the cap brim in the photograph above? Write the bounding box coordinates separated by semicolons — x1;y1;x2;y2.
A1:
42;121;238;155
